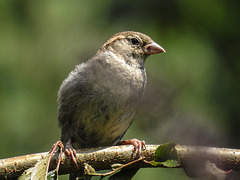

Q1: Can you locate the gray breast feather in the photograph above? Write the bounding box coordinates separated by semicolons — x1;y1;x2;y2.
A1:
58;53;146;148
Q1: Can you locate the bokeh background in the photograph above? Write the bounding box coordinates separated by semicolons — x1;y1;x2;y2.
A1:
0;0;240;179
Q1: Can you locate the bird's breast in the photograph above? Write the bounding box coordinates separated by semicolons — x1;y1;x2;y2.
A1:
61;55;147;148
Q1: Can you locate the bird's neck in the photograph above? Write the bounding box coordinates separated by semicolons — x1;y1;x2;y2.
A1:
102;50;146;69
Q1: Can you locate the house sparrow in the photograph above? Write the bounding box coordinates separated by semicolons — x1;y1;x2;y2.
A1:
58;31;165;179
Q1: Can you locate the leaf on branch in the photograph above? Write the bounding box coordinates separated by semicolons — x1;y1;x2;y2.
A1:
84;163;96;176
18;153;54;180
151;143;180;168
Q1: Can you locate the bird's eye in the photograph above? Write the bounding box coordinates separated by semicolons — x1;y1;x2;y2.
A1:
131;38;139;45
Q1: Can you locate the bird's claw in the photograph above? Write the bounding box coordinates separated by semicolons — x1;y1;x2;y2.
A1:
65;141;78;168
118;138;146;158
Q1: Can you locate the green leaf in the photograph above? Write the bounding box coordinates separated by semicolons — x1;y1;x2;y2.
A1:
84;163;96;175
155;143;177;162
150;161;163;167
18;167;32;180
151;143;180;168
47;170;58;180
19;153;52;180
162;159;180;168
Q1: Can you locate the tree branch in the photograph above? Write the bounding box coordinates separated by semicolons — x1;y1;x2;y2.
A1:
1;144;240;179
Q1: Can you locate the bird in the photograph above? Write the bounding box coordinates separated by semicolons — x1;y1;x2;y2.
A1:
57;31;165;179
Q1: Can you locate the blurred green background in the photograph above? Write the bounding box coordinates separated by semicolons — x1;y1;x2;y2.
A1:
0;0;239;179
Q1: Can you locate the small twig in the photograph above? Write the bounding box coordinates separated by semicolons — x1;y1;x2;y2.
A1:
89;156;145;177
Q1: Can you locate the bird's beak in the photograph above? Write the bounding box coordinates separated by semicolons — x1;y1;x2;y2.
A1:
144;41;166;55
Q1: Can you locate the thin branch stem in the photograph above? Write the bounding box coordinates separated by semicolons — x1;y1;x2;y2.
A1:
90;156;145;177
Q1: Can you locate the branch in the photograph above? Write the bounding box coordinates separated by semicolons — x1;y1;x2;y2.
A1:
1;144;240;179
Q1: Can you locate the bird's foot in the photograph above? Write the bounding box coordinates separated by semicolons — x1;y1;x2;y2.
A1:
47;141;64;177
65;140;78;168
117;138;146;158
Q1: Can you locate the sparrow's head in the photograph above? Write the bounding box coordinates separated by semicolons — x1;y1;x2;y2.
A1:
98;31;165;68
